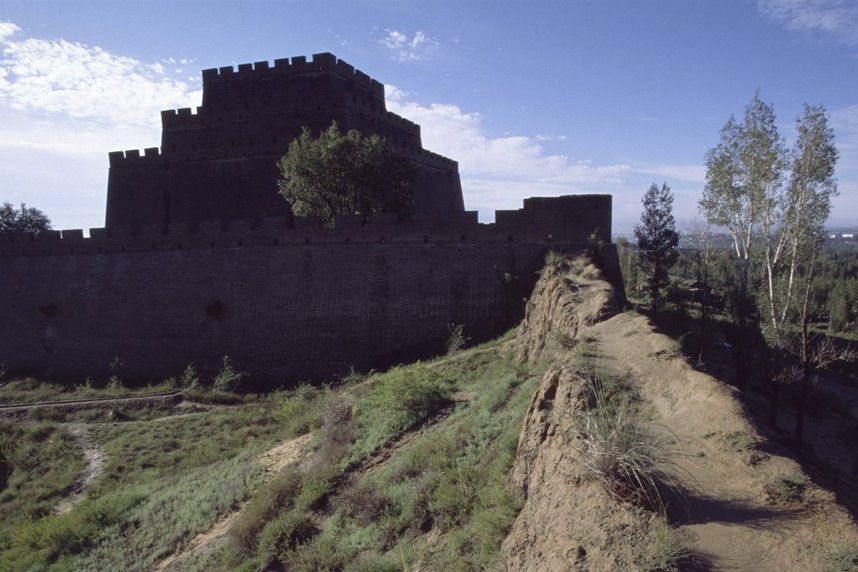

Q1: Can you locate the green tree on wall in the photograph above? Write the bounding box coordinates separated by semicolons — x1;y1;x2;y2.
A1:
634;183;679;312
277;121;414;227
0;202;51;235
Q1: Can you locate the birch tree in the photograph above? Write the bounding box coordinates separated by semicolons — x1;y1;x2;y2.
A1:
700;93;840;431
699;93;785;389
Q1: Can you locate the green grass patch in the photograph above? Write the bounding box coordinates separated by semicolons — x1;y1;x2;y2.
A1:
348;362;455;463
821;545;858;572
764;472;808;504
0;422;87;557
0;376;179;405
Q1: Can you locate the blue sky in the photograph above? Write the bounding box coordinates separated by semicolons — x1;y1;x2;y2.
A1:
1;0;857;234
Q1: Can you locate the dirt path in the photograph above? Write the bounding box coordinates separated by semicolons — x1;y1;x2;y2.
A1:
351;396;467;480
153;432;313;572
592;311;858;570
53;424;105;514
0;391;183;411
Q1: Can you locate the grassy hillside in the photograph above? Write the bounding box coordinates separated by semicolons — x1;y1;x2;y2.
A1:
0;328;547;571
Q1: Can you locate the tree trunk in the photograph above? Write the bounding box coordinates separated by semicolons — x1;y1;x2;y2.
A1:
768;349;780;429
698;297;708;366
795;320;811;451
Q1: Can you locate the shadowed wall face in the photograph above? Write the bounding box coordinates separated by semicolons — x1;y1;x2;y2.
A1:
105;53;464;229
0;241;573;385
0;195;615;386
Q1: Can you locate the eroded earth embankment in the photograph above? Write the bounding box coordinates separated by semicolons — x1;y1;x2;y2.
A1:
502;258;858;571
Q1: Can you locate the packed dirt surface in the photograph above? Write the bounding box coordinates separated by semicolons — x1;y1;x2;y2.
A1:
502;366;661;570
503;260;858;571
154;432;313;571
53;424;105;514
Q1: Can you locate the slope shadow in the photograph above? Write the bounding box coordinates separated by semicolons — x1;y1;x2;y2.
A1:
664;488;802;529
644;305;858;522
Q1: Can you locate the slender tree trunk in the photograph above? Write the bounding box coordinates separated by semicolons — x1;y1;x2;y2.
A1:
768;349;780;428
698;296;708;366
795;320;811;451
734;255;751;390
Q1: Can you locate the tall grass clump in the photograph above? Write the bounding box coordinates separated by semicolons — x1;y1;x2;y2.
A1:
446;323;470;355
212;356;248;392
821;546;858;572
578;372;667;511
277;383;326;436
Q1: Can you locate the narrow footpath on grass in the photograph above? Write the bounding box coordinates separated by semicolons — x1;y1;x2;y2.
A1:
153;432;314;571
52;424;105;514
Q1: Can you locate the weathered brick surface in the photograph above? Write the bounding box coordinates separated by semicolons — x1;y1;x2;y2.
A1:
1;237;597;385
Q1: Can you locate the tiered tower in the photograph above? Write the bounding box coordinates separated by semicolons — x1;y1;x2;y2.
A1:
105;53;464;229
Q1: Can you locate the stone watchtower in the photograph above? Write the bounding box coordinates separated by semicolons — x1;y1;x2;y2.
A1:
105;53;464;229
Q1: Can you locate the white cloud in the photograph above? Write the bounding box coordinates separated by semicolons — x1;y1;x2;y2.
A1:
380;29;439;62
386;91;629;183
632;164;706;184
0;23;201;130
385;85;639;222
0;22;200;229
0;22;21;41
758;0;858;46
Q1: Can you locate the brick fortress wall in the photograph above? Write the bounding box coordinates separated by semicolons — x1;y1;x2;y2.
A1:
105;53;464;229
0;196;613;385
2;52;618;386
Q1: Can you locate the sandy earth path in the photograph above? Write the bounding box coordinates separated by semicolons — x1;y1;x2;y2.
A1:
592;311;858;570
153;432;313;571
53;424;105;514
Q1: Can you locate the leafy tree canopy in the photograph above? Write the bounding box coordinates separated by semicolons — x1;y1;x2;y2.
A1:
0;202;51;235
277;122;414;226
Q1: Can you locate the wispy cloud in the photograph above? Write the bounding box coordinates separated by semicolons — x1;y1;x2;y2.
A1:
758;0;858;47
385;84;638;221
535;134;568;142
0;21;200;134
0;21;200;229
379;29;439;62
633;164;706;184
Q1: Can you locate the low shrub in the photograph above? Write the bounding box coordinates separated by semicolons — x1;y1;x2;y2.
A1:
764;473;808;504
349;363;455;462
821;545;858;572
363;363;454;434
213;356;248;392
256;510;316;561
446;323;470;355
277;383;324;435
230;468;303;556
336;482;391;526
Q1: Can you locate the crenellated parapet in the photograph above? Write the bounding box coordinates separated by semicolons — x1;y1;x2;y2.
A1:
200;53;385;99
3;195;611;258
